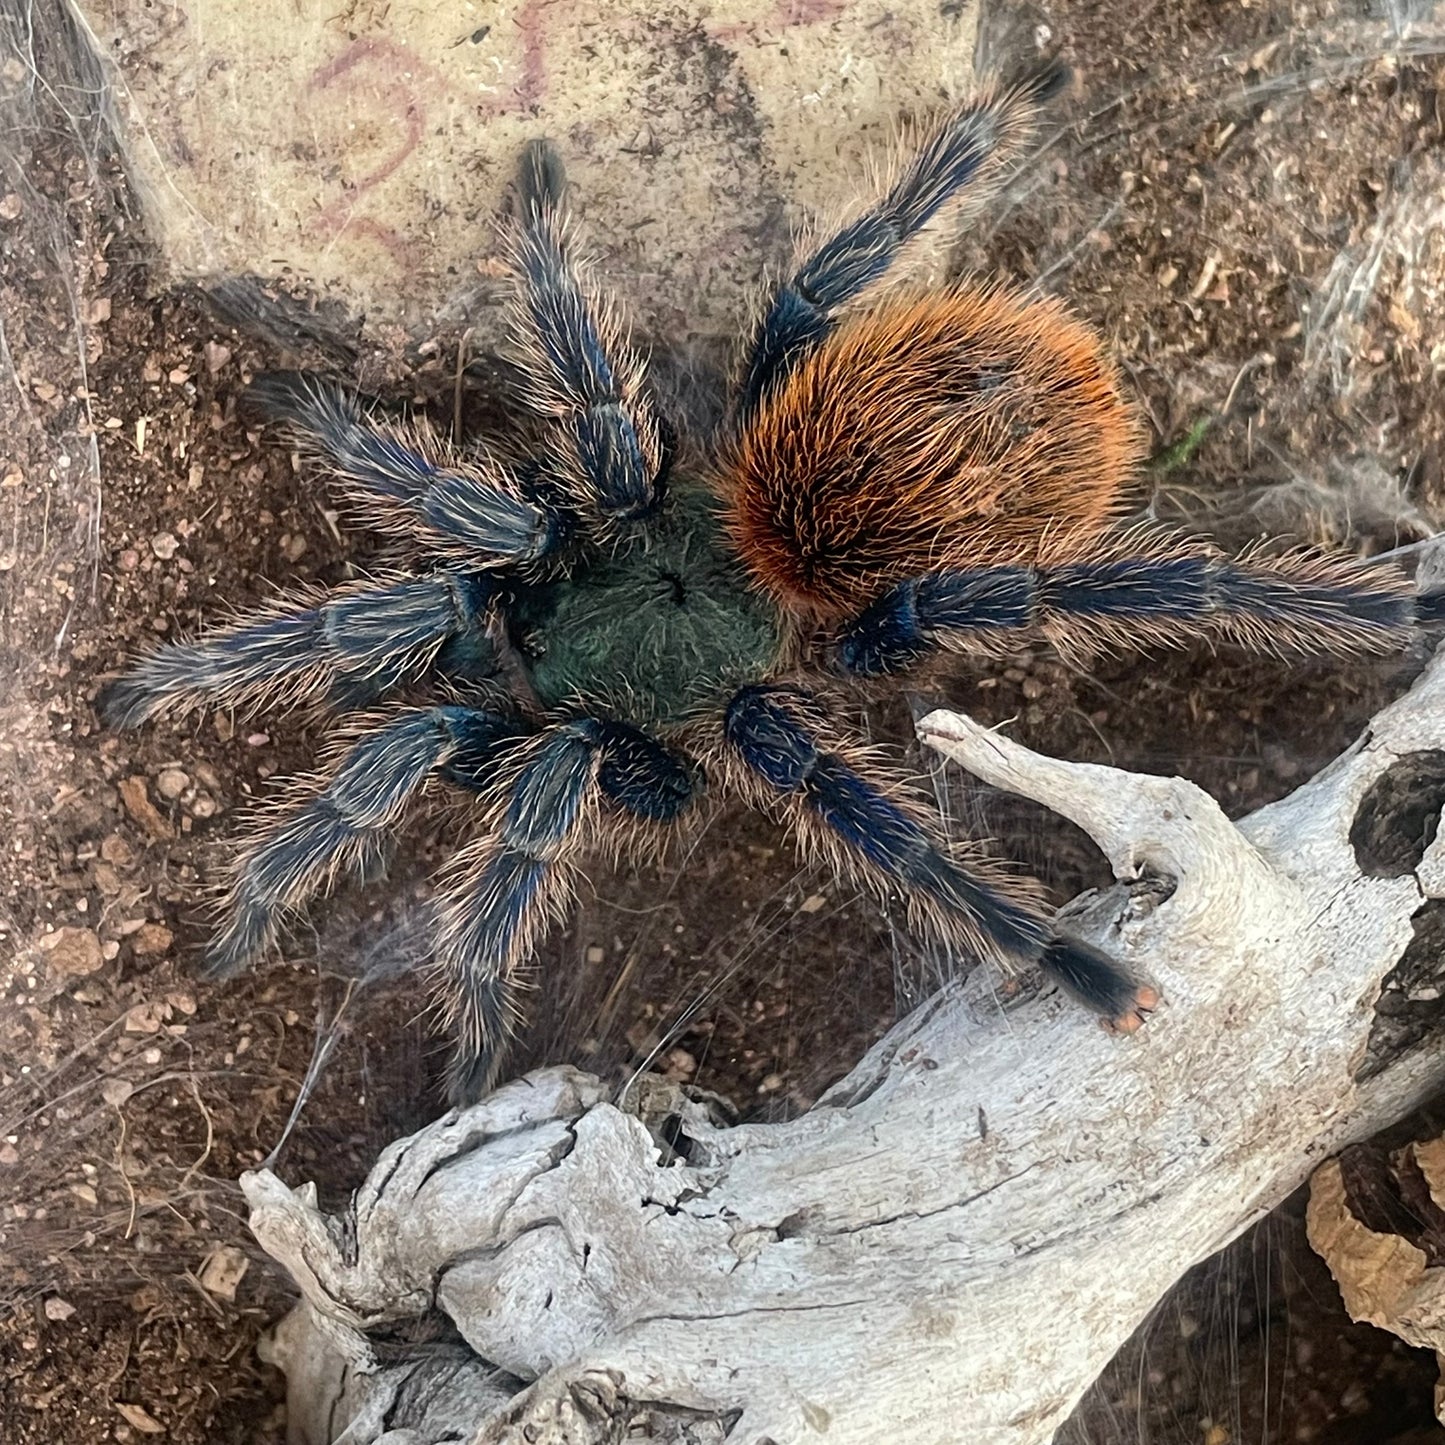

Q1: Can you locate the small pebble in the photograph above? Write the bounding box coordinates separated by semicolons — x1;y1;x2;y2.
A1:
124;1001;166;1034
40;926;104;981
43;1297;76;1322
150;532;178;560
119;776;174;840
662;1048;697;1080
155;767;189;800
131;923;173;958
197;1245;249;1301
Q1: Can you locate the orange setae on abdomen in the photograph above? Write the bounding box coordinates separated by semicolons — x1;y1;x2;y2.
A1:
722;285;1148;618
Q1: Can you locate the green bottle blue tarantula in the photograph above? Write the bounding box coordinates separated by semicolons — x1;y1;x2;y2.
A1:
108;65;1444;1103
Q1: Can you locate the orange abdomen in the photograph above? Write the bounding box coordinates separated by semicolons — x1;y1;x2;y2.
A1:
723;286;1148;618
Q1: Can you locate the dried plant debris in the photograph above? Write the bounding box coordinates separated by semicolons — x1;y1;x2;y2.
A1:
1310;1134;1445;1423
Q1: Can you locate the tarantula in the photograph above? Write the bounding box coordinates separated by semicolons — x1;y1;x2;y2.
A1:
107;65;1442;1103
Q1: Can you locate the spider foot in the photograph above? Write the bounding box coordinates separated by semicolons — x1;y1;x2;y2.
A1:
1040;934;1160;1032
1100;984;1162;1035
446;1041;506;1111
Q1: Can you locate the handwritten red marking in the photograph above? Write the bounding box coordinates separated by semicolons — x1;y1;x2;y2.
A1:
305;37;444;252
476;0;557;117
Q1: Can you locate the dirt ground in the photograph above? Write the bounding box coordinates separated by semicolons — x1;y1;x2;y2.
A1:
3;0;1445;1442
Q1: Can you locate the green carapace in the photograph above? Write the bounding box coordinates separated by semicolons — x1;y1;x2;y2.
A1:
523;486;782;727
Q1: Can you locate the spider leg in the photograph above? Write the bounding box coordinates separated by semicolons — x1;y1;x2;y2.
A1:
834;535;1442;675
504;140;669;528
723;683;1153;1025
207;706;529;979
246;371;565;567
436;716;696;1105
102;570;499;727
740;63;1064;412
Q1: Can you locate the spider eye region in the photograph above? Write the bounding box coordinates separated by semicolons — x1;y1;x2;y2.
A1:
656;569;688;607
526;487;780;726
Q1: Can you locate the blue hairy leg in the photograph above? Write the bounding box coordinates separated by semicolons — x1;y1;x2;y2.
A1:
208;707;528;979
103;571;499;726
246;371;562;566
435;717;697;1104
740;63;1065;412
724;684;1153;1025
507;140;669;526
835;544;1439;675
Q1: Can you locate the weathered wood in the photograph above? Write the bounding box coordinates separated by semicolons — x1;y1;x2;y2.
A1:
244;647;1445;1445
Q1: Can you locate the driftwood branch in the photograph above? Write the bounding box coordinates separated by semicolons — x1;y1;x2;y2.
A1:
244;649;1445;1445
